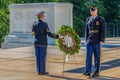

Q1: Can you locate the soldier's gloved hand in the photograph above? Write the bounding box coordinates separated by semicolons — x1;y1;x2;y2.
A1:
85;40;89;45
59;35;64;39
100;41;103;45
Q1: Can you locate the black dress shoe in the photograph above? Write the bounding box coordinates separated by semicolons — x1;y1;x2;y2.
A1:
38;72;49;75
38;72;41;75
83;72;91;76
92;72;99;77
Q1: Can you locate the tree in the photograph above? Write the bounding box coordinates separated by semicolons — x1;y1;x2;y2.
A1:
103;0;120;22
0;0;10;47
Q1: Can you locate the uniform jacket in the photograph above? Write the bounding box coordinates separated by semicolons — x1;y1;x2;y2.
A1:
85;16;106;45
32;20;59;45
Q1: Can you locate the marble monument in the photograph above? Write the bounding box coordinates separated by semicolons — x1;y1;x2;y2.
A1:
1;3;73;49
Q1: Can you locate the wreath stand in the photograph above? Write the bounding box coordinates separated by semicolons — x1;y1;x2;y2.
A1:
62;54;81;76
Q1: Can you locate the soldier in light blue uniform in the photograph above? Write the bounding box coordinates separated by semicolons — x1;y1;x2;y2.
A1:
32;11;61;75
84;7;106;77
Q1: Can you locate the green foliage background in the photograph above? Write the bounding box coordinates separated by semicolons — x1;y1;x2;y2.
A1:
0;0;120;47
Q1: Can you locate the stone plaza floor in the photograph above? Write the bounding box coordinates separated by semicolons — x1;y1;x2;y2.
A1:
0;38;120;80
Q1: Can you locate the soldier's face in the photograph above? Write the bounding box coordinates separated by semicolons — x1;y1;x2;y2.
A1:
41;17;44;21
39;16;45;21
91;10;98;16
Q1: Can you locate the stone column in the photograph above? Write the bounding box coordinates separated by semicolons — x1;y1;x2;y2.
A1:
1;3;73;49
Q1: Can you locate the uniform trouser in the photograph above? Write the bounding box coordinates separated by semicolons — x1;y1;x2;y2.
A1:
85;43;100;73
34;45;47;73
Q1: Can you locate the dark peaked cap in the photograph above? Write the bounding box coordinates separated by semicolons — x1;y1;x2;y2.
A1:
36;11;45;16
90;7;97;12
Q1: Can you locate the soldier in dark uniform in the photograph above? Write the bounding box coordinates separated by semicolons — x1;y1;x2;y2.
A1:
84;7;106;77
32;11;62;75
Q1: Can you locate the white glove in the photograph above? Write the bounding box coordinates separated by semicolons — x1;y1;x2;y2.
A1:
59;35;64;39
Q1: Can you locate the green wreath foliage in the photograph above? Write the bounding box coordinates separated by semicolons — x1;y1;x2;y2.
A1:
56;25;81;55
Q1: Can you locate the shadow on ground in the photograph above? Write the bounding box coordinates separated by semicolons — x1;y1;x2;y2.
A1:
46;58;120;79
65;59;120;73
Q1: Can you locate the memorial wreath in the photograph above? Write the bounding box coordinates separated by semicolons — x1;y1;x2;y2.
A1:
56;25;81;55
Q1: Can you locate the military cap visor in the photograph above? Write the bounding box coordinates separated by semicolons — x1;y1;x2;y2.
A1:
90;7;97;12
36;11;45;16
